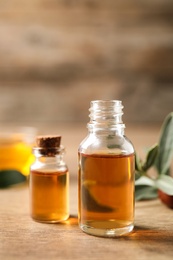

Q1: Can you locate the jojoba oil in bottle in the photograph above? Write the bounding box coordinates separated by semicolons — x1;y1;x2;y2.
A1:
78;100;135;237
30;135;69;223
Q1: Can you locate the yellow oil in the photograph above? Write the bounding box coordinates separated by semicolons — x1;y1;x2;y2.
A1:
0;139;34;176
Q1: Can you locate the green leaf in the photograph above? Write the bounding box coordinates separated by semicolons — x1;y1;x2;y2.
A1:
135;176;158;201
164;168;171;176
135;185;158;201
135;172;142;181
135;152;143;172
155;175;173;195
0;170;26;188
142;144;158;171
156;112;173;175
135;176;155;187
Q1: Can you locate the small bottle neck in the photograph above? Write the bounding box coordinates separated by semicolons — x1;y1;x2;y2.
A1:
32;146;65;159
35;156;62;165
87;100;125;134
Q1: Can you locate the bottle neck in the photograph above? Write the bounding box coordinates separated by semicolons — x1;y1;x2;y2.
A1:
32;146;65;161
34;156;63;166
87;100;125;135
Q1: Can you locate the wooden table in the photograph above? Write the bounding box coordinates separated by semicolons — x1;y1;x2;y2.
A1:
0;124;173;260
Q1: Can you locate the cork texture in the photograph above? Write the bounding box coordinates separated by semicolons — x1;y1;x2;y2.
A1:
36;135;61;148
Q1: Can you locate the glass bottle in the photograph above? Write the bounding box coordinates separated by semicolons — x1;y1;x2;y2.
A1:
78;100;135;237
30;135;69;223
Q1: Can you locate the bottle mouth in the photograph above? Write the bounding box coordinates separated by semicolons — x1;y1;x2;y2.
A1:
90;100;123;109
88;100;125;130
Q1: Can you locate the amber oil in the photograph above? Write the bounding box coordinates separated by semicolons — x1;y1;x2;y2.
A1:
78;153;134;236
30;135;69;223
30;169;69;223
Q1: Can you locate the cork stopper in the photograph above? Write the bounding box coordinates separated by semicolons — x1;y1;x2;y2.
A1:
36;135;61;148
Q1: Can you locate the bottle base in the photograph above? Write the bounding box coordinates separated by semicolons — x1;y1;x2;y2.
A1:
80;223;134;237
31;214;69;223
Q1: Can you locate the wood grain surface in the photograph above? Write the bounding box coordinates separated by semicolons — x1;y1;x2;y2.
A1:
0;182;173;260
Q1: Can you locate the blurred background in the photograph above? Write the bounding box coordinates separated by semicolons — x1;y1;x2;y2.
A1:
0;0;172;126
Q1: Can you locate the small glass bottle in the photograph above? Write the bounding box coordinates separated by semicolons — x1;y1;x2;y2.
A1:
30;135;69;223
78;100;135;237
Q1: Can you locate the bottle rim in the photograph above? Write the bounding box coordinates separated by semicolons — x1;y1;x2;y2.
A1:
88;100;125;131
90;99;123;105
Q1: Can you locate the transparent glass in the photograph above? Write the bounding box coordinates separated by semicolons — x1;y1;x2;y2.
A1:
78;100;135;237
30;146;69;223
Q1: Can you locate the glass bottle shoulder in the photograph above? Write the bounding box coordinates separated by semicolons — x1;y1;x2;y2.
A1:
78;133;134;156
30;156;68;173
